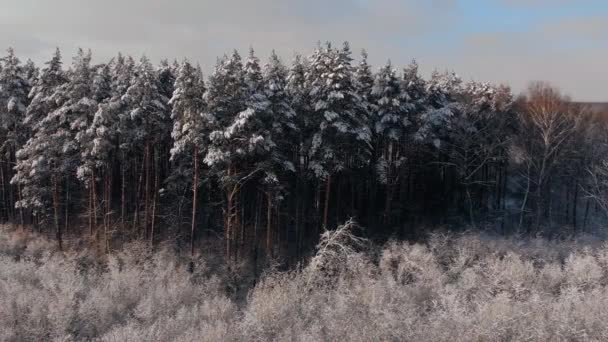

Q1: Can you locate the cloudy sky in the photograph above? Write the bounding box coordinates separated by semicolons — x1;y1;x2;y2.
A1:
1;0;606;101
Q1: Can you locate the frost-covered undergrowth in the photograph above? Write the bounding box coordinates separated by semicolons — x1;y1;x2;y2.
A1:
3;224;608;342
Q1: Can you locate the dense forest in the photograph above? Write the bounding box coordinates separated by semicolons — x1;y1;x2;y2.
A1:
0;42;607;264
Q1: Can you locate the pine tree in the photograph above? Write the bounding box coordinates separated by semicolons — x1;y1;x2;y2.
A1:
0;48;29;224
401;60;427;141
371;61;408;222
306;42;371;228
24;48;66;129
169;59;207;256
372;61;408;141
286;54;310;171
260;51;298;256
122;55;169;241
22;59;39;90
222;48;277;259
417;70;462;148
0;48;29;150
204;51;248;168
13;49;66;227
354;49;374;115
77;61;113;239
203;50;250;260
285;53;311;254
263;51;296;172
90;54;135;231
84;61;114;163
158;59;176;103
15;48;95;248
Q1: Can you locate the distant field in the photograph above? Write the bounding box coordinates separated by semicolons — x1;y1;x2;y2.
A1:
2;224;608;342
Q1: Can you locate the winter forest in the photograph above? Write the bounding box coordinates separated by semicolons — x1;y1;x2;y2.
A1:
0;42;607;264
6;40;608;341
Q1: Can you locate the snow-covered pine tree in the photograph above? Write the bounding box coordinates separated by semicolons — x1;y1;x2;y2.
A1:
222;47;275;259
401;60;427;135
158;59;176;103
0;48;30;224
417;70;462;149
263;51;296;172
286;54;310;172
16;48;95;248
204;51;248;169
204;49;261;260
0;48;29;153
373;61;408;142
260;51;298;255
169;59;207;256
91;63;112;103
78;61;112;178
352;50;379;223
306;41;371;229
13;48;66;229
124;56;169;149
285;53;311;253
121;55;169;241
354;49;374;118
23;48;66;130
86;53;134;231
77;61;114;239
371;60;408;222
22;59;39;91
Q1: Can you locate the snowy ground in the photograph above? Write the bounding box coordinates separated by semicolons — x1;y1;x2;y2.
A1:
2;224;608;341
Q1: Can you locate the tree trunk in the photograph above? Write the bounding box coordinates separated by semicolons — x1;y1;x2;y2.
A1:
323;175;331;229
150;151;159;248
89;177;93;236
144;143;151;239
7;159;14;222
519;164;531;232
107;169;113;250
134;155;145;232
466;186;475;228
52;175;62;250
17;183;24;229
583;198;590;232
384;183;395;225
572;179;579;230
237;191;244;262
225;165;234;262
92;171;98;237
190;147;199;258
295;176;301;259
0;160;7;223
266;192;273;257
64;179;69;236
253;191;261;278
104;170;110;253
121;157;126;231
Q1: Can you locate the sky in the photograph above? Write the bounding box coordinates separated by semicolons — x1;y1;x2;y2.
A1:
0;0;606;101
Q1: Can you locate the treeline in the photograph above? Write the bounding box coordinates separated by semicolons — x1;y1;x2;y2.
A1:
0;42;606;263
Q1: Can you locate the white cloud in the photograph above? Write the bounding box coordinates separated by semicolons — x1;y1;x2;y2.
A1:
0;0;605;101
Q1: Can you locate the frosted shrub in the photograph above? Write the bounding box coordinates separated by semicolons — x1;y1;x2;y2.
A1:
304;219;368;288
6;225;608;341
239;272;311;341
485;252;537;300
380;242;443;286
564;249;603;290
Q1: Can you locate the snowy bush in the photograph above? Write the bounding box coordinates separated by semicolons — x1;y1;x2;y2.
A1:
4;225;608;341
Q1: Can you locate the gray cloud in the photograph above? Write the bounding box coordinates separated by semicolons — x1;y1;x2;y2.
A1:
0;0;605;101
542;16;608;42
